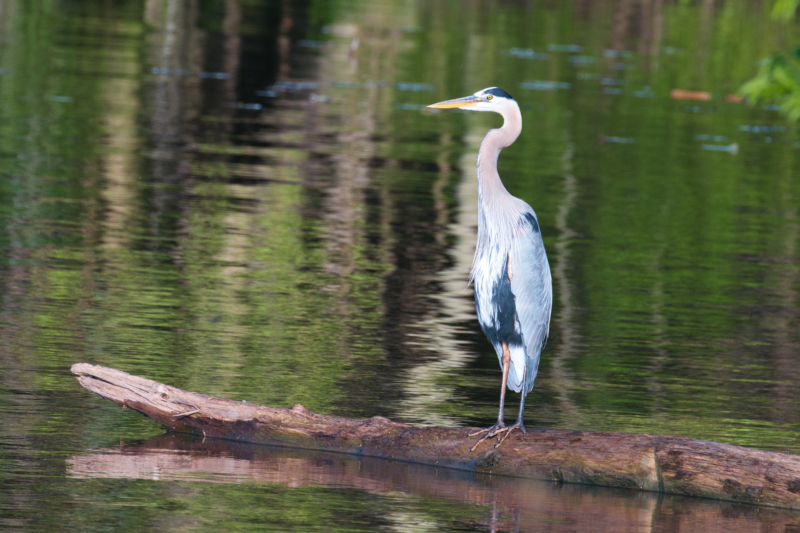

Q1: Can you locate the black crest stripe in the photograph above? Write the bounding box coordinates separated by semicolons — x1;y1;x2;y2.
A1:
484;87;514;100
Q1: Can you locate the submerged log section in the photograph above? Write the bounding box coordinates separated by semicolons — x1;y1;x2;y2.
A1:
71;363;800;509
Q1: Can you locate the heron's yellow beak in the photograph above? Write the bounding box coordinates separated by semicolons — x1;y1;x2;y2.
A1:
427;95;482;109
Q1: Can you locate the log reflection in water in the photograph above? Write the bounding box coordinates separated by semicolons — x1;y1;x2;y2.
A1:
68;434;800;533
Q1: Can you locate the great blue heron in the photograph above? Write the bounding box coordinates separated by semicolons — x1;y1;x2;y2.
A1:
428;87;552;451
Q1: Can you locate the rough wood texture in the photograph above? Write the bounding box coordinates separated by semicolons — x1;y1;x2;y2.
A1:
71;363;800;509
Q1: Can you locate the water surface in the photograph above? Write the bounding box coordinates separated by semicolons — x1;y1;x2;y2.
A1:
1;0;800;531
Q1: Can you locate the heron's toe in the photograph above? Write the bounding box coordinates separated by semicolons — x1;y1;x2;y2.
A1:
468;423;508;452
469;424;506;438
493;422;526;448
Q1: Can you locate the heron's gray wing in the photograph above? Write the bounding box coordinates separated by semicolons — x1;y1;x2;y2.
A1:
510;212;553;394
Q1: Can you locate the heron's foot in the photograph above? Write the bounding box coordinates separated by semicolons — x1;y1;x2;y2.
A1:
468;423;507;452
494;420;526;449
469;421;527;452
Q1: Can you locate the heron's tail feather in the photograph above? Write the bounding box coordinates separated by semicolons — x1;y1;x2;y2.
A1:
505;343;539;394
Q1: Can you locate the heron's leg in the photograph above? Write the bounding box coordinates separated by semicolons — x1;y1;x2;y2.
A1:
469;342;511;451
515;390;527;429
494;363;529;448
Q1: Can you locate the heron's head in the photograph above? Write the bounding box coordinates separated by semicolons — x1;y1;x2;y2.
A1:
427;87;517;115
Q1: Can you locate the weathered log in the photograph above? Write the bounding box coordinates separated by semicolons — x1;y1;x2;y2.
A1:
70;363;800;509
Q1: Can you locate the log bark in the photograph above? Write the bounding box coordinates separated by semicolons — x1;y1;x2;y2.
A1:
70;363;800;510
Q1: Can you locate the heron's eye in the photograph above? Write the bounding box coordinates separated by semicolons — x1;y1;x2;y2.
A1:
486;95;493;100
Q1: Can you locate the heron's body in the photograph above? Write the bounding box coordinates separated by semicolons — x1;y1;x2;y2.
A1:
429;87;552;450
474;208;549;393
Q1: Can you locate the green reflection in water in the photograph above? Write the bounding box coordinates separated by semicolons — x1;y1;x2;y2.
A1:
1;0;800;531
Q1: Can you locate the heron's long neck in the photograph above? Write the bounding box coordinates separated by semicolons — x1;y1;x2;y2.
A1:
476;107;522;239
476;108;521;201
